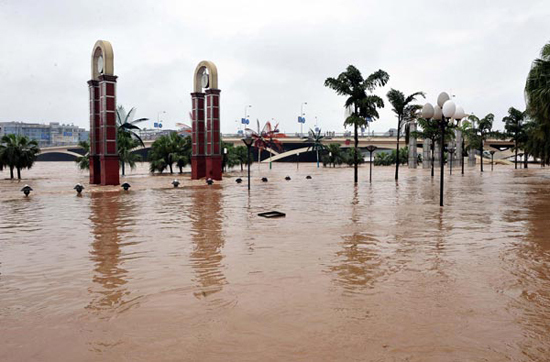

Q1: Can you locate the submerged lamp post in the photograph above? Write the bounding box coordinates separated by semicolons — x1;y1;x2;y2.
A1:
242;133;254;191
366;145;377;183
422;92;464;207
490;150;496;171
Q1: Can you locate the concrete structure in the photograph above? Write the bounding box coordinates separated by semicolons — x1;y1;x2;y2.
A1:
191;61;222;180
0;121;87;147
422;139;432;169
88;40;119;186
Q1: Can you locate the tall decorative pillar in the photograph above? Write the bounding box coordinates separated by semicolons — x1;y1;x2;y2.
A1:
468;147;476;166
88;80;101;184
408;121;417;169
191;92;206;179
455;130;463;166
88;40;119;186
191;61;222;180
205;88;222;180
422;139;432;169
434;141;441;167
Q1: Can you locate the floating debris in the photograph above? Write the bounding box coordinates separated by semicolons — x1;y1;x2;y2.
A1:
258;211;286;218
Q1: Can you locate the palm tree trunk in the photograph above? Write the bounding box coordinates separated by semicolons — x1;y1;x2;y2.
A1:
9;166;14;179
17;167;21;180
240;162;243;172
316;150;319;168
169;163;173;174
480;141;484;172
524;153;528;169
121;161;125;176
395;118;400;181
179;165;183;174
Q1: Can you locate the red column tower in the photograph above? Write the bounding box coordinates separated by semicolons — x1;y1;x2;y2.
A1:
191;92;206;179
88;80;101;184
205;88;222;180
191;61;222;180
98;74;119;185
89;40;119;186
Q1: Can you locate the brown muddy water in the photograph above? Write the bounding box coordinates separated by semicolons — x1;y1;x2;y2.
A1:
1;162;550;361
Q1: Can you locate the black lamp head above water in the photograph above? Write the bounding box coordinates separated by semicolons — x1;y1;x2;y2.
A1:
172;179;180;188
21;185;33;196
206;178;214;185
236;178;243;183
74;183;85;194
306;175;312;179
261;177;268;182
121;182;131;191
285;176;291;181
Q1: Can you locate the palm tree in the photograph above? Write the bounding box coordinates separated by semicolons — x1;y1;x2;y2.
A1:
386;89;425;180
503;107;527;169
325;65;389;183
525;42;550;126
117;130;142;176
75;140;90;170
0;134;40;179
232;145;250;171
149;132;189;174
116;105;148;176
468;113;501;172
304;128;327;168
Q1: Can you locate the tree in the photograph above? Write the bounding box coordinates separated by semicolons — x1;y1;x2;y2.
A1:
503;107;527;169
304;128;327;168
413;117;441;177
118;130;142;176
116;105;148;176
525;42;550;126
75;140;90;170
0;134;40;179
524;42;550;166
386;88;425;180
149;132;189;174
468;113;501;172
325;65;389;183
322;143;345;168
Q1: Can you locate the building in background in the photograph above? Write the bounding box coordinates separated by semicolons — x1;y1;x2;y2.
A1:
0;121;88;147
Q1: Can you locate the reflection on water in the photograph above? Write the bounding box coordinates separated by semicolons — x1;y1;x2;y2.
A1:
2;163;550;360
189;186;226;299
87;192;131;315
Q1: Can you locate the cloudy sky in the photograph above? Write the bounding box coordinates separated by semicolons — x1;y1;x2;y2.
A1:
0;0;548;134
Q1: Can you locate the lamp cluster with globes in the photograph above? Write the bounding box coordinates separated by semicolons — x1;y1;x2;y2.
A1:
421;92;466;207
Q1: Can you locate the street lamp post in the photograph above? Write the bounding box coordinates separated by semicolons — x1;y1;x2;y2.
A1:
490;150;496;171
242;134;254;191
300;102;307;136
366;145;377;183
296;152;300;170
422;92;463;207
244;105;252;122
157;111;166;129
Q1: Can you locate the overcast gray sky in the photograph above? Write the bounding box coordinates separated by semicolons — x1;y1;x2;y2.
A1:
0;0;548;134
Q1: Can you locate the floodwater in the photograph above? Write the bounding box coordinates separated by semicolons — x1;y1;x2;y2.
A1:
1;161;550;361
